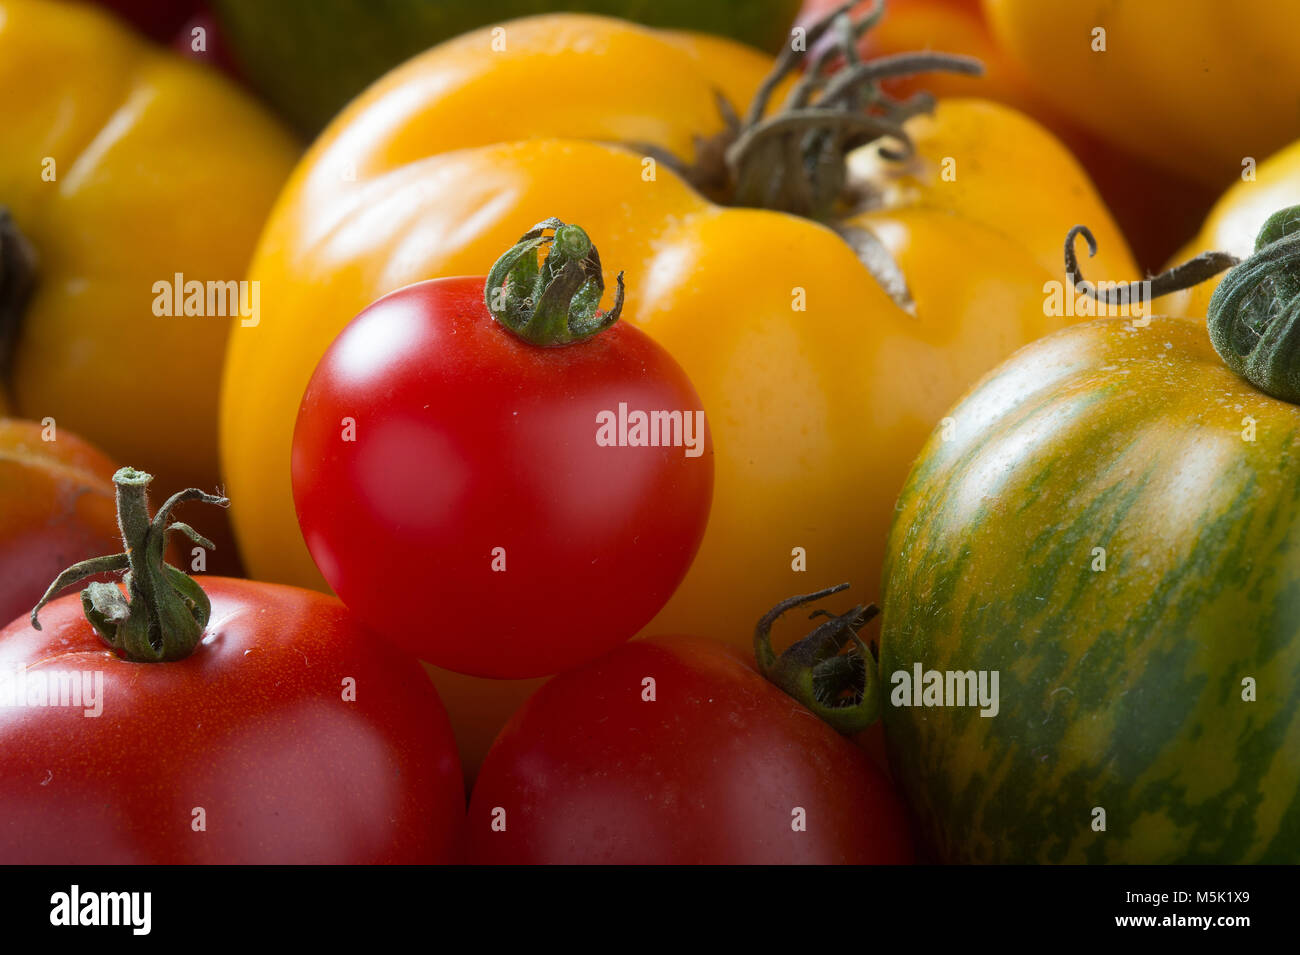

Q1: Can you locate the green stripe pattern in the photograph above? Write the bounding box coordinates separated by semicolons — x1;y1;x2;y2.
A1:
881;317;1300;863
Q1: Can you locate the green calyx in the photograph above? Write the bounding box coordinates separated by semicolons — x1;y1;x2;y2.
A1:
672;0;982;222
1206;206;1300;403
632;0;978;311
484;217;624;347
30;467;229;663
754;583;881;735
1065;204;1300;405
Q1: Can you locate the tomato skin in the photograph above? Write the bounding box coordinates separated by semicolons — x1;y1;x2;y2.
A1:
468;635;913;864
292;277;713;680
223;14;1133;771
0;577;463;863
0;0;297;501
984;0;1300;191
1160;138;1300;321
0;419;123;628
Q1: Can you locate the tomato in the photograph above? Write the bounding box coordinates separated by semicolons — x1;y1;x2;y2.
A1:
212;0;803;133
0;418;121;628
468;630;913;864
292;222;713;679
1161;138;1300;321
221;9;1134;768
800;0;1021;107
878;214;1300;861
983;0;1300;192
0;468;463;863
0;0;297;513
797;0;1217;268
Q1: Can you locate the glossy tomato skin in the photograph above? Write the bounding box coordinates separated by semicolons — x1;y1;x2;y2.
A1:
292;277;713;680
468;635;914;864
0;577;463;864
0;419;120;628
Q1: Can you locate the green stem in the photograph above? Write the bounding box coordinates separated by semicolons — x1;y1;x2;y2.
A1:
721;2;982;220
30;467;228;662
1066;205;1300;404
484;218;624;346
754;583;881;735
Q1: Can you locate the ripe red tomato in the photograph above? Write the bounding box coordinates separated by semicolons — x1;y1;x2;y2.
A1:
0;575;464;863
0;418;120;629
292;226;713;679
467;635;914;864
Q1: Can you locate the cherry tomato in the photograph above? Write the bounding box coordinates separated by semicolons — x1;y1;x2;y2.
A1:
468;635;914;864
292;225;713;679
0;565;463;862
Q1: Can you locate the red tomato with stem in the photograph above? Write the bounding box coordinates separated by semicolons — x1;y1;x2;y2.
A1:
292;219;713;679
0;468;463;863
468;586;913;864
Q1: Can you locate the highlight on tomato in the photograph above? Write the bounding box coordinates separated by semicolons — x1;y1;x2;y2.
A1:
0;467;464;864
468;585;913;864
292;219;714;679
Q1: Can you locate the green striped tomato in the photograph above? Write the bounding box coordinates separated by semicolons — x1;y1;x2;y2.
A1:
880;316;1300;863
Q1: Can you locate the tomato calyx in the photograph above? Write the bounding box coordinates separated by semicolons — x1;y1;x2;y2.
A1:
1066;206;1300;404
723;0;980;220
1206;207;1300;403
648;0;979;312
30;467;229;662
753;583;881;734
485;218;625;347
0;208;37;396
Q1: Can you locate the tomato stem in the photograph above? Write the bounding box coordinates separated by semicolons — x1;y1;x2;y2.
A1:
30;467;228;662
1065;225;1239;306
637;0;977;310
1067;208;1300;403
754;583;881;734
0;208;37;398
718;0;981;220
485;218;624;347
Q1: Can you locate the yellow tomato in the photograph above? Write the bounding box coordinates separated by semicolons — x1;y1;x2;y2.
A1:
221;13;1135;769
0;0;298;498
1159;139;1300;320
984;0;1300;190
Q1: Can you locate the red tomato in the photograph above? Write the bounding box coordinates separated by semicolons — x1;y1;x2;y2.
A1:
468;635;914;864
292;253;713;679
0;575;464;863
0;419;121;628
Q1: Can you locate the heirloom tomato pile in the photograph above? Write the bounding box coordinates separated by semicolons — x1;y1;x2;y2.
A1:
0;0;1294;866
